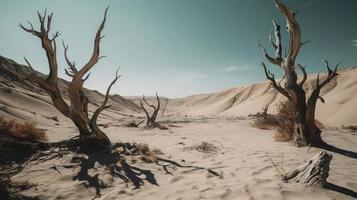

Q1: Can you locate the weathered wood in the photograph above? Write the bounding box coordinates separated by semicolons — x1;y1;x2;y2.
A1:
259;0;339;146
20;8;117;145
283;151;332;187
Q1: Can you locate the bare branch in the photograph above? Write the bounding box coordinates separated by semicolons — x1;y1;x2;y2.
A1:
77;7;109;78
262;62;290;99
62;40;78;74
318;60;339;88
301;40;310;46
272;20;282;62
143;95;157;110
23;57;35;73
293;2;311;16
90;67;120;145
161;98;169;118
258;40;281;66
140;100;150;123
297;64;307;87
275;0;302;68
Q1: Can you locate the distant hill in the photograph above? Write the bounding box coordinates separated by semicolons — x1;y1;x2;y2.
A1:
169;66;357;127
0;55;141;126
1;55;356;128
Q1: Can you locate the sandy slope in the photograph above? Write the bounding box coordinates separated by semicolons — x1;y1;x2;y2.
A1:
1;56;356;199
0;55;140;128
169;67;357;127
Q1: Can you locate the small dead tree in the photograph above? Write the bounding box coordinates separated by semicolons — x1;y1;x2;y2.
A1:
140;93;161;128
259;1;339;146
19;8;118;145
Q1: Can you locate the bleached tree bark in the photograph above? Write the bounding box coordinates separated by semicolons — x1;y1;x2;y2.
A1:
283;151;332;188
259;1;339;146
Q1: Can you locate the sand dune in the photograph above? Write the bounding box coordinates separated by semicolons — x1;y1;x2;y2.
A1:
168;67;357;127
0;55;140;126
1;56;356;200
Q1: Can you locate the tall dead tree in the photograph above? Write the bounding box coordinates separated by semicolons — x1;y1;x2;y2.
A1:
259;1;339;146
20;8;118;145
140;93;160;128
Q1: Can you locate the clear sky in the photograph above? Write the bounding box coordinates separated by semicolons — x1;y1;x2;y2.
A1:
0;0;356;97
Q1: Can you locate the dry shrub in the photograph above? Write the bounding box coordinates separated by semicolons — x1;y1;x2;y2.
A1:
252;100;296;141
274;100;296;141
252;115;279;130
0;117;47;142
184;141;220;154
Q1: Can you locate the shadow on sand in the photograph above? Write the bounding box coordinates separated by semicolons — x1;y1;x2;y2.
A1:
325;182;357;198
60;140;220;199
316;142;357;159
70;143;159;199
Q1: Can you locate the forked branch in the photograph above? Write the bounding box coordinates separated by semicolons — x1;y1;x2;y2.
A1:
261;62;290;99
90;68;121;145
140;92;161;128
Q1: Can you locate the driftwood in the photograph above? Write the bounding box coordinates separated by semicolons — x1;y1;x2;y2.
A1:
283;151;332;187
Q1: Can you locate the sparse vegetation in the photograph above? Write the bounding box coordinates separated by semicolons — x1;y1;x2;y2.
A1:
274;100;296;142
253;100;325;142
0;117;46;142
184;142;220;154
252;101;295;141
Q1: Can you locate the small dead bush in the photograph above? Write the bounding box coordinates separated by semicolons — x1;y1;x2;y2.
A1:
274;100;296;141
252;101;296;141
0;117;47;142
184;142;220;154
252;115;279;130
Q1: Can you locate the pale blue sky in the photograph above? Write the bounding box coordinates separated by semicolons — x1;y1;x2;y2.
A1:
0;0;356;97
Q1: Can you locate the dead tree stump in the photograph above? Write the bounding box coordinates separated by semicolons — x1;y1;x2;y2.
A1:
283;151;332;187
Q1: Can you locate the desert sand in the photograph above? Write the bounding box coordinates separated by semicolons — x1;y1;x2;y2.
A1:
1;55;357;199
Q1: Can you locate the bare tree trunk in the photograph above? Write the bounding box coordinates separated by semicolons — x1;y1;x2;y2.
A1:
20;8;120;146
259;1;338;146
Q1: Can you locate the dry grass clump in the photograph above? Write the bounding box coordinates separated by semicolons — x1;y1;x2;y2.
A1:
184;141;220;154
0;117;47;142
252;101;296;141
274;100;296;141
252;115;279;130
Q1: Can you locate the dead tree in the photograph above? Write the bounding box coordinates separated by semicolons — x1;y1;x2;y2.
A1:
283;151;332;187
259;1;339;146
19;8;118;145
140;93;160;128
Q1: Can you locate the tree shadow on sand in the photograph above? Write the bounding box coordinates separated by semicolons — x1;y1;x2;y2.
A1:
315;141;357;159
32;139;221;199
70;143;159;198
325;182;357;198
